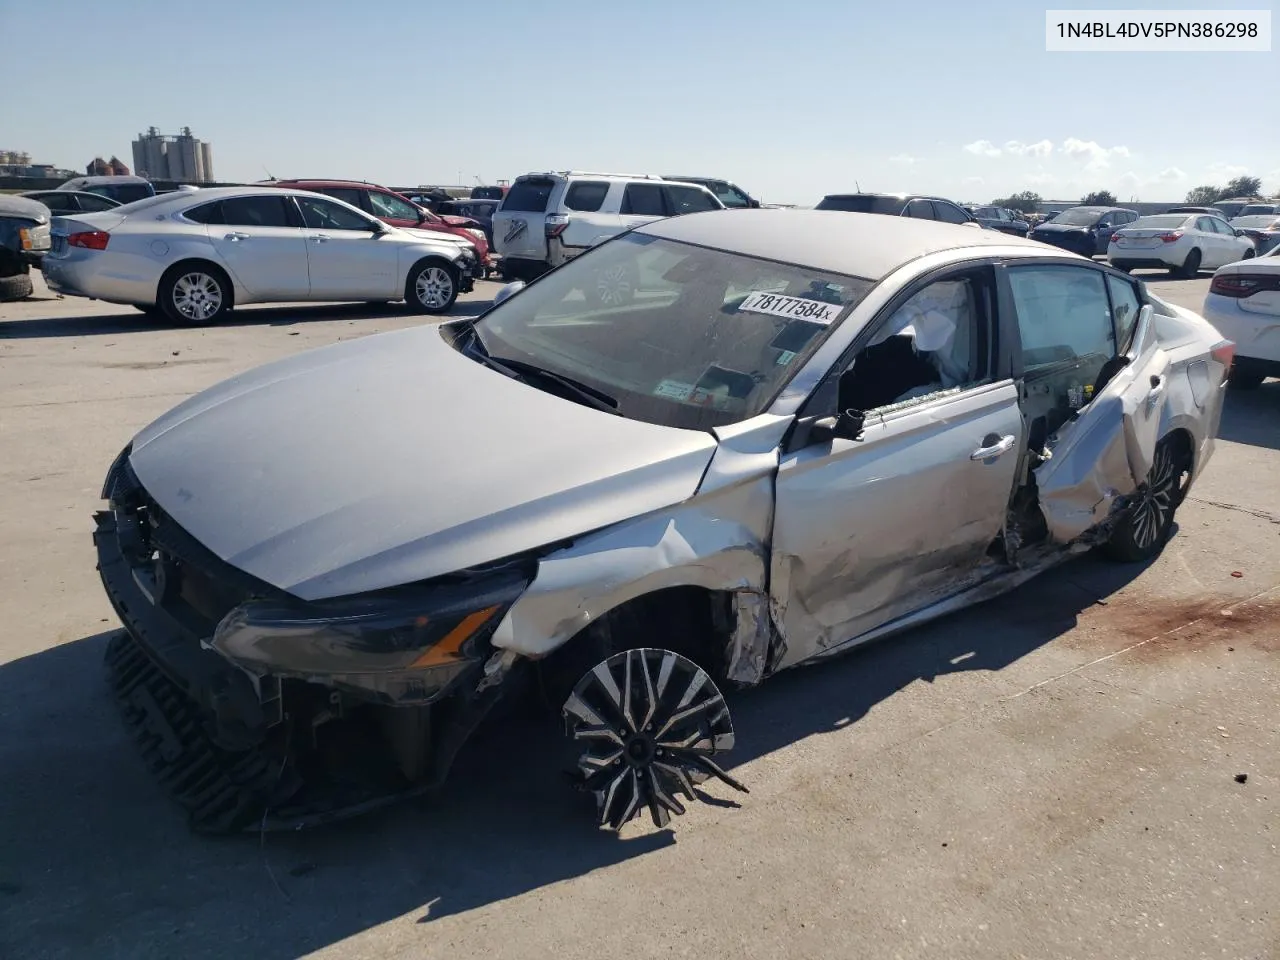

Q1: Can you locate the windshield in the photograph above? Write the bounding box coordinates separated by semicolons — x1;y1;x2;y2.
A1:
973;207;1001;218
1053;208;1104;226
1238;206;1278;217
466;233;873;430
1131;215;1188;230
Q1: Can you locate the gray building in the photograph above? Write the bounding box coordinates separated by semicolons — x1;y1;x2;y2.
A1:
131;126;214;182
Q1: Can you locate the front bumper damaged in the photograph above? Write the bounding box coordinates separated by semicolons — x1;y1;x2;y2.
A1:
94;451;529;833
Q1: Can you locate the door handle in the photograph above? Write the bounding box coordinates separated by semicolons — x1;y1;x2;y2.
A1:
224;231;249;241
970;434;1016;461
312;234;330;243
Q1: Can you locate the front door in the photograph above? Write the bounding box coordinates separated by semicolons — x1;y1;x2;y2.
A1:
206;194;310;300
770;267;1023;668
294;194;399;300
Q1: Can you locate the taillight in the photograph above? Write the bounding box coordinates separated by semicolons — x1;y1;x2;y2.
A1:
1210;339;1236;382
545;214;569;238
1211;273;1279;298
1110;232;1121;243
1158;231;1183;243
68;230;110;250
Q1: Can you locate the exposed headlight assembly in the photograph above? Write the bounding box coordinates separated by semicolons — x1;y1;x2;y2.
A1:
210;563;531;704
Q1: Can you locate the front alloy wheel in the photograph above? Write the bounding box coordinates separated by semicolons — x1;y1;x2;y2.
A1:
407;261;458;314
563;648;746;830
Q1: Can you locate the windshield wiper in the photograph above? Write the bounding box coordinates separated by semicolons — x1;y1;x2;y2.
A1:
496;357;621;415
459;325;621;416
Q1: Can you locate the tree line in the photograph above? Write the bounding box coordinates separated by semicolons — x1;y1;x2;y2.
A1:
989;175;1270;215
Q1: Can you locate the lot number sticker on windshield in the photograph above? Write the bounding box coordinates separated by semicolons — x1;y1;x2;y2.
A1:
738;292;843;326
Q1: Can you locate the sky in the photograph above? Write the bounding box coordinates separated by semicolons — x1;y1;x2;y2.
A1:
3;0;1277;206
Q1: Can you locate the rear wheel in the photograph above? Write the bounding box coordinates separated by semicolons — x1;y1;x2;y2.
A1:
159;263;232;325
405;259;458;314
1103;436;1191;563
1178;248;1202;279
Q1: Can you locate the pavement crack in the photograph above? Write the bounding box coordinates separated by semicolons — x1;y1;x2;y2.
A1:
1186;497;1280;525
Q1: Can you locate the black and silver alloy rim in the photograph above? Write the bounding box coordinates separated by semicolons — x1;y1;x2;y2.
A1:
563;648;746;830
1130;442;1181;550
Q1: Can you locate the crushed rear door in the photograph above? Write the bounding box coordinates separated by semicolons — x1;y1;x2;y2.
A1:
1034;305;1171;541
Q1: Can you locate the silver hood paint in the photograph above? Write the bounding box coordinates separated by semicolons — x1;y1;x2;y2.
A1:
127;325;718;601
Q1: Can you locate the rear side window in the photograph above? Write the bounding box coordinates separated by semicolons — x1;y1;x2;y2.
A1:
78;194;119;212
503;178;555;212
621;183;666;217
93;184;153;203
220;195;295;228
932;201;971;224
316;187;364;208
564;181;610;212
905;199;935;219
665;185;719;215
185;201;225;224
368;190;420;220
1106;274;1141;352
1008;265;1116;372
815;195;909;215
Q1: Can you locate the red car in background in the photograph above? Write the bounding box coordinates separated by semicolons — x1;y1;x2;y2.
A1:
263;179;494;273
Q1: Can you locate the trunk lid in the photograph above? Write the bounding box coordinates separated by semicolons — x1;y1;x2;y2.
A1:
492;176;557;260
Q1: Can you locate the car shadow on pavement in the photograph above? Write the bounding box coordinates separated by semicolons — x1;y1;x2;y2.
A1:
0;299;493;341
1217;381;1280;450
0;551;1146;960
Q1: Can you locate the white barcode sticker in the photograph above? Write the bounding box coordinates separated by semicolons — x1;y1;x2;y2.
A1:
738;291;843;325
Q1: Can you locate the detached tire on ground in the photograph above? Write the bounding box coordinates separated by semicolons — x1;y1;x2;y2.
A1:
158;263;232;325
1102;435;1191;563
405;259;459;314
0;272;34;302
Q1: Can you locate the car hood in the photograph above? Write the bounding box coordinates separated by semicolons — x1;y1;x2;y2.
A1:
127;325;718;601
438;214;480;228
400;227;470;247
0;195;50;222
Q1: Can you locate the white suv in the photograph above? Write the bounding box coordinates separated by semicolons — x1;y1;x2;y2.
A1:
492;172;724;281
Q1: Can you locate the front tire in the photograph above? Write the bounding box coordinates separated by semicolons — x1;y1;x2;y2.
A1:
158;263;232;325
1103;436;1190;563
1177;248;1202;279
405;259;459;314
0;272;34;302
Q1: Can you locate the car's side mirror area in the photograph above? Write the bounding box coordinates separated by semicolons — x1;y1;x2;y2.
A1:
809;408;866;444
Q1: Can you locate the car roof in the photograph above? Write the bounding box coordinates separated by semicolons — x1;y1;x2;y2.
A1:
267;179;394;191
635;209;1056;281
58;175;151;188
822;192;936;200
0;194;50;220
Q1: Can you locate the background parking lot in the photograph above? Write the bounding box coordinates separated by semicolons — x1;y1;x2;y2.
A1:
1;271;1277;960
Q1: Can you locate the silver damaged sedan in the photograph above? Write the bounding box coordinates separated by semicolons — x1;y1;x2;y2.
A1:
94;209;1234;833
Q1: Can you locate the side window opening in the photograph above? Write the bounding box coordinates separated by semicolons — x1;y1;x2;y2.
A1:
564;181;610;212
621;183;667;217
835;272;992;414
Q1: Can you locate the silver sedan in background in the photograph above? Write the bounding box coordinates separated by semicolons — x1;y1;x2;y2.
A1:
42;186;481;323
92;210;1232;835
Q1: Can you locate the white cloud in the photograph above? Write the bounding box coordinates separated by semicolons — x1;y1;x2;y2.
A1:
1026;173;1057;187
963;176;984;185
889;154;919;166
1205;162;1248;180
1004;139;1054;158
1156;167;1185;181
1062;138;1130;171
963;139;1002;157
